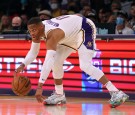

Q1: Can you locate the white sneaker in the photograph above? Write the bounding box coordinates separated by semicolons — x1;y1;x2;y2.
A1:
109;90;129;108
43;91;66;105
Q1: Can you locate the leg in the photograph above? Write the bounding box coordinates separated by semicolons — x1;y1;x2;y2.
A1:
78;44;110;85
78;44;129;108
44;45;75;105
53;45;75;94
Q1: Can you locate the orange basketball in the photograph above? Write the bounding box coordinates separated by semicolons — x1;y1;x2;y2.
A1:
12;76;31;96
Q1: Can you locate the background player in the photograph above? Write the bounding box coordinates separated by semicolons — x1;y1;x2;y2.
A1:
15;14;129;108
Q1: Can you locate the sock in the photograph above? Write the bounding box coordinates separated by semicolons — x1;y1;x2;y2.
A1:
55;84;64;95
105;81;119;92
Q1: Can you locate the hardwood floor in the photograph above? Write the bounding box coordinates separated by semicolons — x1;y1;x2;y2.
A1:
0;96;134;115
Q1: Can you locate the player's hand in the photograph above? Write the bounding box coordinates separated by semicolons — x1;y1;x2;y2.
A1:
35;87;45;103
14;63;25;78
15;63;25;73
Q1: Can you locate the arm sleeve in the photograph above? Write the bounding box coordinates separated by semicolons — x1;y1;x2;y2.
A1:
39;50;56;83
22;42;40;66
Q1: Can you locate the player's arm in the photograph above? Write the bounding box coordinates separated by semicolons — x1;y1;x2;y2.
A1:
23;38;40;64
35;29;65;103
15;38;40;73
37;29;65;88
46;28;65;50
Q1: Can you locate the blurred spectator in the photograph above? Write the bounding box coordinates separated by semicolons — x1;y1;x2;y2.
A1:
98;8;111;23
128;2;135;33
1;0;135;34
107;1;122;23
20;13;28;30
40;0;51;11
49;0;61;17
68;10;75;15
0;15;11;33
23;0;38;18
8;16;27;34
12;16;22;30
104;0;112;7
121;0;133;15
90;0;106;13
107;14;117;23
38;10;52;21
61;0;68;6
60;6;68;15
0;11;3;20
111;1;121;13
115;10;134;34
67;1;80;14
107;9;119;23
80;0;91;9
86;12;98;23
6;0;22;17
81;5;96;17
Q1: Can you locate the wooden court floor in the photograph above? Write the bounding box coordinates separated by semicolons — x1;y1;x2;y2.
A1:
0;96;134;115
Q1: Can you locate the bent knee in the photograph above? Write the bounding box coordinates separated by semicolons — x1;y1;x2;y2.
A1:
80;63;93;73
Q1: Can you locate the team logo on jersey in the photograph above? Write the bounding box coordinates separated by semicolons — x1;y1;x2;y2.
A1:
86;41;92;47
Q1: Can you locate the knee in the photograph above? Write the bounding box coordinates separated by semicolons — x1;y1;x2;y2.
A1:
80;61;97;75
80;62;104;81
80;62;92;72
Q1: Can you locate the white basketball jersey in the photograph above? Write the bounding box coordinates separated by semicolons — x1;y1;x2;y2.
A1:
42;15;83;50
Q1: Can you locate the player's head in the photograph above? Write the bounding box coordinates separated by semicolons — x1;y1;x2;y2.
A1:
27;17;45;40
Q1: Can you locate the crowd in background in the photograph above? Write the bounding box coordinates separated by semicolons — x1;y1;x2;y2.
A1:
0;0;135;35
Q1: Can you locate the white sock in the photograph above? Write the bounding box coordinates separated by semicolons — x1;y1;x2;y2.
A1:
55;84;64;95
105;81;119;92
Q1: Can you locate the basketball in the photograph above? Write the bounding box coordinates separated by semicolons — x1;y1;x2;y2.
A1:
12;76;31;96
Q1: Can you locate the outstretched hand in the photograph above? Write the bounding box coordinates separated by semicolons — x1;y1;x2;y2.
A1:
14;64;25;78
15;63;25;73
35;87;45;103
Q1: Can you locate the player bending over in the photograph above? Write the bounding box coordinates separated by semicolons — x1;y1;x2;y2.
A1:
15;14;129;108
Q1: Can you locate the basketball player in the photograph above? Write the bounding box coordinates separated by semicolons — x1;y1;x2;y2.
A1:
15;14;129;108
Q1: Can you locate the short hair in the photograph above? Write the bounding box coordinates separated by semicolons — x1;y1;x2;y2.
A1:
27;17;42;25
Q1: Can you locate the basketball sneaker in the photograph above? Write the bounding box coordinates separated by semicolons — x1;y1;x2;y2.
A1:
109;90;129;108
43;91;66;105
